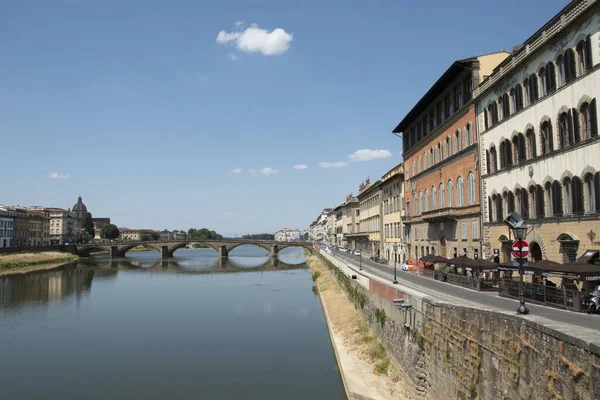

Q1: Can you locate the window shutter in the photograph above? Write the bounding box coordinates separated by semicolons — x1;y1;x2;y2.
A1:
585;35;593;70
591;99;598;137
571;108;580;143
564;52;571;81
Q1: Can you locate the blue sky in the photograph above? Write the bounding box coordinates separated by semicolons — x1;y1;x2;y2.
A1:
1;0;568;236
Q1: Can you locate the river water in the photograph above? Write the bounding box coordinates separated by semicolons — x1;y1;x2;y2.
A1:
0;246;345;400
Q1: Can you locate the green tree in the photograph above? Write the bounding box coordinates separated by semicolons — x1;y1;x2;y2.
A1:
82;212;95;240
101;224;120;240
242;233;275;240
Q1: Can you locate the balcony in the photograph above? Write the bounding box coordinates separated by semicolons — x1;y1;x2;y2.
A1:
401;215;411;223
421;207;457;222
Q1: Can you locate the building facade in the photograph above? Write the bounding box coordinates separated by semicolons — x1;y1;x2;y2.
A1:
341;194;359;247
47;208;79;245
172;231;187;240
381;163;405;262
356;178;383;256
394;52;509;262
118;229;158;241
0;206;16;248
475;0;600;264
275;228;301;242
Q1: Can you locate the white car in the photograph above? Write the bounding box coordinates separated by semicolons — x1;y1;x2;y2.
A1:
353;250;361;256
325;248;332;254
401;262;409;271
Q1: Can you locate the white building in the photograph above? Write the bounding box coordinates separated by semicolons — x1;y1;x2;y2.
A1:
475;0;600;265
274;228;301;242
0;206;16;248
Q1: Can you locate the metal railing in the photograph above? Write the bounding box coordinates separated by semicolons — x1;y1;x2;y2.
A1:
498;279;582;311
419;269;499;291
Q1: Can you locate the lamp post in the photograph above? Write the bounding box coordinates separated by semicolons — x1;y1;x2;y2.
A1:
393;243;398;284
359;248;362;270
503;211;530;315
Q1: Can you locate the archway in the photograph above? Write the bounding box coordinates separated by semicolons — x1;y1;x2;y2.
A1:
530;242;543;261
440;236;447;257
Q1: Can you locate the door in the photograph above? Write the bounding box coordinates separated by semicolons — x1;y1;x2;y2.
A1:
440;236;447;257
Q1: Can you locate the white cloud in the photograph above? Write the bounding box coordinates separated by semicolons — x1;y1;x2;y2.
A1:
232;168;242;173
248;168;257;178
235;20;245;28
260;167;279;176
228;53;240;61
318;161;348;168
347;149;392;162
216;24;293;55
293;164;308;170
49;172;69;179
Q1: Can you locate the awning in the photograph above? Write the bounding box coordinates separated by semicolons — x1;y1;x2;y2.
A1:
447;255;498;269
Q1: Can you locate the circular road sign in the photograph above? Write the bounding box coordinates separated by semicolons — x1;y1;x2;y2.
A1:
512;240;529;258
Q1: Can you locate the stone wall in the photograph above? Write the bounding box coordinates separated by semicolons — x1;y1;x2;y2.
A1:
320;251;600;400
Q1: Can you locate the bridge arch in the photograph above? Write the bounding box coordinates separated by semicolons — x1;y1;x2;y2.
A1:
78;246;111;257
276;243;314;254
117;243;162;257
225;242;273;254
167;241;220;254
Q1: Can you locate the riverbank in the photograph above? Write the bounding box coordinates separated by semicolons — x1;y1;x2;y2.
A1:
0;252;78;274
307;254;414;400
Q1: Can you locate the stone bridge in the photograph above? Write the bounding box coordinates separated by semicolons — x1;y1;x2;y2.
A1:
75;239;314;259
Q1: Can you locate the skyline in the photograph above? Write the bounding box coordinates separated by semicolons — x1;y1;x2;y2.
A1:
1;0;569;235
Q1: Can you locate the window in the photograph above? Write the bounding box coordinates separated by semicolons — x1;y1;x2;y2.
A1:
412;193;417;216
564;178;573;214
423;118;429;135
418;192;423;215
457;176;464;207
502;93;510;117
505;191;515;216
517;188;529;218
439;184;445;207
499;139;512;169
529;73;539;103
464;75;472;102
540;120;554;154
414;227;418;240
558;111;573;148
422;152;426;170
472;222;479;239
576;40;588;75
454;85;462;111
515;84;524;111
585;173;600;212
530;185;545;218
564;49;576;82
526;129;536;159
551;181;563;216
443;140;448;159
437;102;444;125
571;177;584;214
432;187;437;209
488;102;498;125
524;78;530;106
467;172;475;205
448;180;454;207
446;137;451;157
539;67;546;97
424;189;429;212
416;122;422;141
557;55;565;85
489;146;498;173
465;123;472;146
430;110;436;130
454;130;459;153
545;62;557;92
445;93;452;119
513;133;526;165
461;223;467;240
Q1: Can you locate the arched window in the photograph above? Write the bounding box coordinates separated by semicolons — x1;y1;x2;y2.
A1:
502;93;510;117
557;55;565;86
539;67;546;97
559;111;573;148
530;185;545;218
489;146;498;173
584;173;599;213
545;62;556;92
457;176;464;207
412;159;417;176
446;137;451;157
516;188;529;218
467;172;475;205
488;196;493;222
447;180;454;207
466;123;472;146
430;148;434;167
526;129;536;159
431;187;437;210
412;193;417;216
552;180;563;216
564;178;573;214
540;120;554;154
424;189;429;212
571;176;584;214
418;192;423;215
456;130;461;152
515;84;524;111
493;194;503;221
564;49;576;82
504;191;515;215
529;73;539;103
524;78;530;105
581;102;592;140
439;183;445;208
512;133;526;165
423;152;427;170
443;140;448;159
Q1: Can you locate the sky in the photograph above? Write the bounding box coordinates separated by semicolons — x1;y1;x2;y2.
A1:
0;0;569;236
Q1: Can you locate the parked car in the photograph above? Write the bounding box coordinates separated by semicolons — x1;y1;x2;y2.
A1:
353;250;361;256
401;261;409;271
325;248;332;254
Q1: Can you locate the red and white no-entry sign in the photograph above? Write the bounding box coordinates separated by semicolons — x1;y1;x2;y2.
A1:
512;240;529;258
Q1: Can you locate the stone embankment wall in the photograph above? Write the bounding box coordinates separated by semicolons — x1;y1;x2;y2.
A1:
320;251;600;400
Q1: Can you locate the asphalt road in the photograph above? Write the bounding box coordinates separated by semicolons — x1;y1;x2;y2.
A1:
330;250;600;332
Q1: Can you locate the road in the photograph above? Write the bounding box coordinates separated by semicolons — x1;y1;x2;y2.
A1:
330;250;600;332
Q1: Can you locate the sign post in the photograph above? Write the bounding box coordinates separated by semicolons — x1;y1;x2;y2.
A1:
512;240;529;259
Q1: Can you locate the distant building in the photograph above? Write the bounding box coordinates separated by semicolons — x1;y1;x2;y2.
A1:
92;218;111;240
159;230;173;240
46;208;79;245
274;228;301;242
119;229;159;241
172;231;187;240
0;206;16;248
381;163;405;263
11;206;48;247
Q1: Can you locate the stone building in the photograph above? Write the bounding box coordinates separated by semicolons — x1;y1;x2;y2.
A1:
160;230;173;241
381;163;405;263
172;231;187;240
0;206;16;248
12;206;48;247
475;0;600;264
341;194;359;247
92;218;111;240
47;208;79;245
118;229;159;241
393;52;509;262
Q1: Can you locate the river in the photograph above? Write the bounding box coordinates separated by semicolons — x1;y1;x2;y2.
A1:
0;246;346;399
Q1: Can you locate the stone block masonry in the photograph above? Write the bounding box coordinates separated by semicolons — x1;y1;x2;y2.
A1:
320;250;600;400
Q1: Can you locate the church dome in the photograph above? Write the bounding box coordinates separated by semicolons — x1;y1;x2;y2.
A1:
73;196;87;213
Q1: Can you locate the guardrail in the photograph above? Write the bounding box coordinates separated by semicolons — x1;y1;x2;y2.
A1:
499;279;583;312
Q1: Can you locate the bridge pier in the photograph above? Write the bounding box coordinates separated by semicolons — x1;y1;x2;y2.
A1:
161;246;170;259
270;245;279;258
110;246;119;258
219;245;228;258
270;257;279;268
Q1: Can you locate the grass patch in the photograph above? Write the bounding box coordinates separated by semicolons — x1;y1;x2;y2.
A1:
375;308;386;328
311;271;321;281
0;251;78;269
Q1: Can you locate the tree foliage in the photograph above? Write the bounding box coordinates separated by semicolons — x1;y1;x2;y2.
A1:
101;224;120;240
241;233;275;240
140;232;160;241
82;212;95;240
187;228;223;240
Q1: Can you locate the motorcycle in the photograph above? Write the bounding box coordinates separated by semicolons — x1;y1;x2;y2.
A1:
587;288;600;314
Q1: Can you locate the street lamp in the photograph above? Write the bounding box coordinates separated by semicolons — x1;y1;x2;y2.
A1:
503;211;529;315
393;243;398;284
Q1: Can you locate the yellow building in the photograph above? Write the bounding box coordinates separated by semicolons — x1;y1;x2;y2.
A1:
381;163;405;263
353;178;383;256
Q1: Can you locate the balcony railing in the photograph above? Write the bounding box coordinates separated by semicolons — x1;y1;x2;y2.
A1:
421;207;457;222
